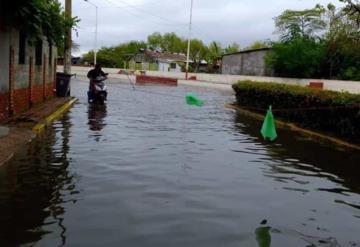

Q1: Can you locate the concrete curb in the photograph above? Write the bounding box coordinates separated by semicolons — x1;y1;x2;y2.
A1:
32;98;78;134
226;103;360;151
0;98;78;167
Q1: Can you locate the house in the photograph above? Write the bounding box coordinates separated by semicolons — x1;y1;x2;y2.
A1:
0;27;57;122
129;49;187;73
197;60;208;73
221;48;273;76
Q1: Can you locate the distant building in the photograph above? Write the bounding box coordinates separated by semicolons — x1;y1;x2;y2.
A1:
0;27;57;121
221;48;272;76
57;56;82;66
197;60;208;73
129;49;187;73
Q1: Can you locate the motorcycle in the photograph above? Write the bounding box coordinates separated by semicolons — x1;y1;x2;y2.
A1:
88;75;108;104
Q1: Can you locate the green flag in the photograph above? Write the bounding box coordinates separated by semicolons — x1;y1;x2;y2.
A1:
261;105;277;141
255;227;272;247
186;93;204;107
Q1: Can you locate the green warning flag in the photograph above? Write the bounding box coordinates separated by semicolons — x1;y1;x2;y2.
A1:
186;93;204;107
255;227;272;247
260;105;277;141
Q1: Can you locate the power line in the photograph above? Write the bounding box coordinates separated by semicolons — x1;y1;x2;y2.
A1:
99;0;212;44
103;0;187;27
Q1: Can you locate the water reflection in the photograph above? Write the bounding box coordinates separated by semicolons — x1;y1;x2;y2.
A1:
87;104;107;133
0;114;78;246
233;111;360;195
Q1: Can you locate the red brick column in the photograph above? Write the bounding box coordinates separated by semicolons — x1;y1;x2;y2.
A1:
43;54;47;100
9;46;15;116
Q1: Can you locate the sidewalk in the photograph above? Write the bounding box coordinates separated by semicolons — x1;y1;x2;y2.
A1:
0;97;77;166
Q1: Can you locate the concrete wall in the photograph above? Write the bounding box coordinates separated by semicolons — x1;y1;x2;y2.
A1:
0;28;57;121
59;66;360;94
222;49;272;76
0;28;10;93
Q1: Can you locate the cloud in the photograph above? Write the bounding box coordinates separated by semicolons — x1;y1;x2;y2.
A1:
64;0;344;55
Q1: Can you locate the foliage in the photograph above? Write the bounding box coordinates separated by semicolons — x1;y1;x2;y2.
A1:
265;37;326;78
84;32;227;71
244;40;270;50
82;41;147;67
206;41;224;66
0;0;79;46
224;42;241;54
147;32;186;53
232;80;360;143
267;3;360;80
274;4;326;41
323;3;360;79
188;39;208;71
340;0;360;24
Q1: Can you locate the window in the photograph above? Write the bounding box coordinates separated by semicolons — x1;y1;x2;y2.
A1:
35;40;43;66
170;63;177;69
18;31;26;64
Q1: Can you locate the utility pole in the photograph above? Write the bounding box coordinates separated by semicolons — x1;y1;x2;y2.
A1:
64;0;72;74
185;0;194;80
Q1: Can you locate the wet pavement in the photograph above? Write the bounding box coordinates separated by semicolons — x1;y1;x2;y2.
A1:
0;97;74;166
0;78;360;246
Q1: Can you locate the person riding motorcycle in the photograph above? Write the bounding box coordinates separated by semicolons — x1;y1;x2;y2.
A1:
87;64;108;101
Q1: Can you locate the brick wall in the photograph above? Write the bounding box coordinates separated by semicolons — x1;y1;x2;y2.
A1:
0;28;57;122
31;84;45;105
13;87;29;114
0;93;9;120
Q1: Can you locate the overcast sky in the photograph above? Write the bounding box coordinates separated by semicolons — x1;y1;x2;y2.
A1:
60;0;344;55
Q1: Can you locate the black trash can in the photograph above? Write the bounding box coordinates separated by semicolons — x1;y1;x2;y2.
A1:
56;72;72;97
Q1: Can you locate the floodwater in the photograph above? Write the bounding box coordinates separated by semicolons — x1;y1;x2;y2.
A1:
1;78;360;247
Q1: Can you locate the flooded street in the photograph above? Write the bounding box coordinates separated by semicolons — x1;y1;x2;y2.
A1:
1;78;360;246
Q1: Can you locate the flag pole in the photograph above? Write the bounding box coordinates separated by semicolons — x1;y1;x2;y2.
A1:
185;0;194;80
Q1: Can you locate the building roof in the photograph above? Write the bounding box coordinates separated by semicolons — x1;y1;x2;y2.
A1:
222;47;272;57
142;50;187;63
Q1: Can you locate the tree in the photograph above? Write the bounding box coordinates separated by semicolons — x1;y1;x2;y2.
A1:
147;32;186;53
162;32;186;53
224;42;240;54
0;0;78;46
274;5;327;41
82;41;147;67
189;39;208;72
339;0;360;24
147;32;163;51
267;3;360;80
207;41;224;62
265;37;326;78
324;3;360;79
244;40;270;50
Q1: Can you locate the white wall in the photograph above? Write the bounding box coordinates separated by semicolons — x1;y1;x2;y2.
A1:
0;28;10;93
169;64;182;73
58;66;360;94
158;62;169;72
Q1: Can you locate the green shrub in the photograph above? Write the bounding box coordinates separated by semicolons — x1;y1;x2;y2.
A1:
232;80;360;143
265;38;326;79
